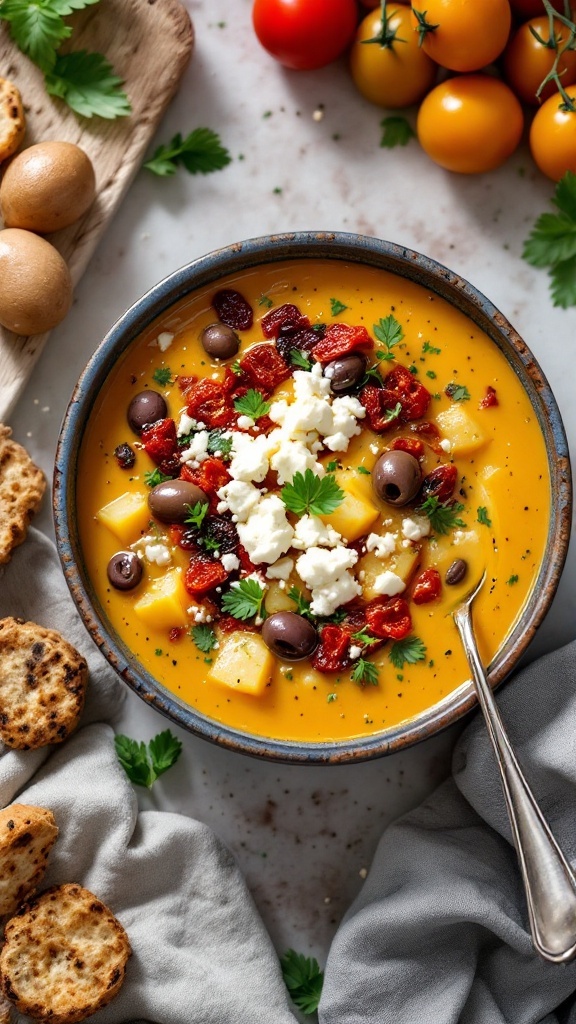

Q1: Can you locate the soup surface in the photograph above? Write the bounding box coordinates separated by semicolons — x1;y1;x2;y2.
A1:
78;259;550;743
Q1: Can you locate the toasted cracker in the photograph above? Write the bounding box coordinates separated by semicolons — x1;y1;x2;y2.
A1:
0;618;87;750
0;804;58;918
0;883;131;1024
0;79;25;165
0;426;45;566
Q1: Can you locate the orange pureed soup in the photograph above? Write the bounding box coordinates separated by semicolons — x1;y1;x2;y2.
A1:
78;260;550;743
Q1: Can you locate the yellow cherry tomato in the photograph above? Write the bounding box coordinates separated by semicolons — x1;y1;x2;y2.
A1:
410;0;512;73
504;16;576;105
351;5;437;108
529;85;576;180
416;75;524;174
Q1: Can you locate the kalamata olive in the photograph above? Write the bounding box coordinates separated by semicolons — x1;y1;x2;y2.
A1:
148;480;208;524
373;450;422;506
127;390;167;434
200;322;240;360
445;559;468;586
325;353;367;394
261;612;319;661
107;551;143;591
114;442;135;469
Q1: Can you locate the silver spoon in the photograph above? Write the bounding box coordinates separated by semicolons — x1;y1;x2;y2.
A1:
453;573;576;963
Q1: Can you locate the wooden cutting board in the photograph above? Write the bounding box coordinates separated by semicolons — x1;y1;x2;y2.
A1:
0;0;194;421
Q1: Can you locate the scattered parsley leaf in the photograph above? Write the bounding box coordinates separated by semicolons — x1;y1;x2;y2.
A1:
445;382;470;402
207;429;233;459
426;369;437;379
383;401;402;424
373;314;404;356
327;692;337;703
422;340;441;355
221;578;267;621
287;586;315;621
522;171;576;308
351;658;379;686
198;535;221;553
144;468;171;488
326;460;339;472
144;127;231;177
152;366;173;386
190;624;218;653
507;574;519;585
351;629;378;647
281;469;345;517
418;496;466;535
0;0;71;72
357;465;371;475
177;432;195;449
281;950;324;1016
114;729;182;788
231;360;243;375
330;297;348;316
290;349;313;371
380;115;415;148
258;293;274;308
184;500;209;529
234;389;270;420
45;51;131;119
477;506;492;527
389;635;427;670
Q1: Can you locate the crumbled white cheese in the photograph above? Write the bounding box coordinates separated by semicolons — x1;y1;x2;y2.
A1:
237;494;294;564
144;542;172;566
439;438;452;453
187;604;213;624
216;480;262;522
269;437;322;485
369;442;380;456
401;516;431;541
157;331;174;352
292;514;342;550
180;429;210;467
229;431;273;483
365;532;397;558
237;415;255;430
372;570;406;597
265;557;294;581
308;574;362;618
221;553;240;572
296;545;361;617
323;395;366;452
177;412;199;437
349;644;363;661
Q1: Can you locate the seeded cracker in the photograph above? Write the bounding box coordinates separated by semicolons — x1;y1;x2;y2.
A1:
0;804;58;918
0;79;25;165
0;883;131;1024
0;426;45;565
0;618;87;749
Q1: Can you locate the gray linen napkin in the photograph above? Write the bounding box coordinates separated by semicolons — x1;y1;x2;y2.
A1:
320;640;576;1024
0;530;297;1024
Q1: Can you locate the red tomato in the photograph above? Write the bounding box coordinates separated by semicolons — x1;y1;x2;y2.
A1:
252;0;358;71
239;343;292;390
412;568;442;605
530;85;576;180
365;597;412;640
312;323;373;363
410;0;512;72
504;15;576;105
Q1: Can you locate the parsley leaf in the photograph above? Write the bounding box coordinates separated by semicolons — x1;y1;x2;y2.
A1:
382;401;402;424
418;496;466;535
477;506;492;527
290;349;313;371
330;297;348;316
357;465;371;475
373;314;404;358
152;366;172;386
190;624;218;653
523;172;576;307
380;115;415;148
445;382;470;402
144;127;231;177
389;635;427;670
234;389;271;420
507;574;519;585
422;340;441;355
258;293;273;308
280;950;324;1016
114;729;182;788
0;0;71;72
351;658;379;686
221;578;267;621
351;628;378;647
144;468;171;488
184;500;209;529
287;586;315;621
45;50;131;118
207;429;233;459
281;468;345;517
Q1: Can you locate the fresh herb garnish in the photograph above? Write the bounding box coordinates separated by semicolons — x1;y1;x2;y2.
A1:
507;574;519;585
382;401;402;425
426;369;437;379
207;429;233;459
290;349;313;371
114;729;182;788
330;297;348;316
281;469;345;517
144;468;172;488
380;115;415;148
234;389;271;420
184;500;209;529
357;465;371;475
445;382;470;402
418;496;466;534
373;314;404;357
477;506;492;527
351;629;378;647
522;171;576;308
190;624;218;653
198;535;221;553
327;692;337;703
287;586;315;621
280;950;324;1016
326;460;339;472
144;127;231;177
258;293;274;308
351;658;379;686
231;360;243;375
422;340;441;355
152;366;173;386
221;578;267;621
389;635;427;670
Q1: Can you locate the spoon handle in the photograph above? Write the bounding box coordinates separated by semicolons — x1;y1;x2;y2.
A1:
454;606;576;963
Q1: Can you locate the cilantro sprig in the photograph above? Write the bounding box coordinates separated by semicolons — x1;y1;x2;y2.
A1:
190;624;218;654
281;469;344;518
389;635;427;670
380;115;415;149
445;382;470;402
373;313;404;357
351;658;379;686
523;171;576;308
185;500;209;530
114;730;182;788
234;389;271;421
477;506;492;527
207;429;233;459
152;366;173;387
221;578;267;621
143;127;232;177
418;496;466;535
330;297;348;316
144;468;172;488
290;349;313;371
280;950;324;1016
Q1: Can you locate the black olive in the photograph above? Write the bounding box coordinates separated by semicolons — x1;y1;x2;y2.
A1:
445;559;468;586
373;450;422;506
200;322;240;360
261;612;319;661
107;551;143;591
127;391;167;434
325;353;367;394
114;442;135;469
148;480;208;524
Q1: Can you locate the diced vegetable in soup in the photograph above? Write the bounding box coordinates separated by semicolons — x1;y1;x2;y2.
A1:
77;261;550;743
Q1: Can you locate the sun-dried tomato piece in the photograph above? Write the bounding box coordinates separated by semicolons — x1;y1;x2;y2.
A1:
389;437;425;460
184;555;229;597
212;288;253;331
185;378;235;428
276;325;320;364
178;375;197;396
412;568;442;605
410;420;440;438
169;627;186;642
312;624;352;673
180;457;230;507
312;323;373;364
141;418;178;465
223;366;251;398
365;597;412;640
114;443;136;469
360;385;406;433
383;365;431;421
239;344;291;390
261;303;310;338
169;524;200;551
479;385;498;409
420;463;458;503
203;515;239;554
237;544;259;575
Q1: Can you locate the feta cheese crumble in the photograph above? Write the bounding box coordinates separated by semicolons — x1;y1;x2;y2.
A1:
402;516;431;542
365;532;397;559
372;570;406;597
236;494;294;564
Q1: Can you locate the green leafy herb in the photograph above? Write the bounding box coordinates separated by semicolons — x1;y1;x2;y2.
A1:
326;460;339;472
380;115;415;148
280;950;324;1016
258;293;274;308
426;369;437;379
184;500;209;530
351;658;379;686
327;692;337;703
389;635;427;670
0;0;77;72
445;382;470;402
351;629;378;647
231;360;243;375
287;586;315;621
422;340;441;355
281;469;345;517
477;506;492;527
507;574;519;585
114;729;182;788
177;432;195;449
190;624;218;654
45;50;130;118
418;496;466;535
373;314;404;357
290;349;313;371
143;127;231;177
221;578;267;621
357;465;371;475
330;297;348;316
234;389;271;421
207;429;233;459
144;468;171;488
152;366;173;387
523;171;576;308
198;535;221;553
383;401;402;425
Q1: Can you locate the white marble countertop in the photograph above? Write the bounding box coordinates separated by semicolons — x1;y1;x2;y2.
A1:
6;0;576;964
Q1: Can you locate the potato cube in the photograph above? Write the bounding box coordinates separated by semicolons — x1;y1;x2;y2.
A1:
264;581;297;615
320;471;379;542
207;632;273;696
436;405;488;456
359;544;421;601
133;569;188;629
97;491;150;544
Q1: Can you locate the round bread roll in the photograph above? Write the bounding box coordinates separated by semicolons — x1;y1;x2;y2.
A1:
0;229;73;335
0;141;95;233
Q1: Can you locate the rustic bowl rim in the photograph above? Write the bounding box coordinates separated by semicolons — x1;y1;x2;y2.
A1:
53;231;572;765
